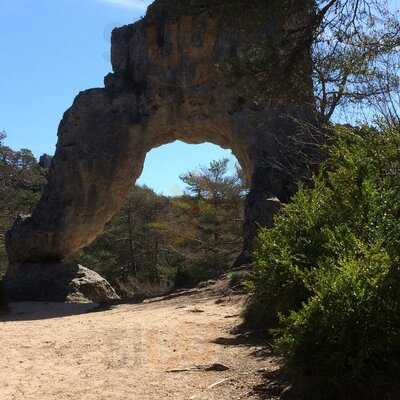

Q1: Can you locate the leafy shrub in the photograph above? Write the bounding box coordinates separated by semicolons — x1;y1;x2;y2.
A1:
174;261;222;289
245;126;400;394
228;270;251;289
278;246;400;396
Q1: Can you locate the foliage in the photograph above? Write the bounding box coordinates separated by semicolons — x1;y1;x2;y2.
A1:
221;0;400;126
278;247;400;396
0;135;245;295
76;185;178;295
175;159;245;281
78;159;245;295
245;125;400;394
314;0;400;125
228;270;250;290
0;132;46;277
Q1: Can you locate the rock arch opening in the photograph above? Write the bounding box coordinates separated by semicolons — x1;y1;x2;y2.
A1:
77;141;245;297
137;141;242;195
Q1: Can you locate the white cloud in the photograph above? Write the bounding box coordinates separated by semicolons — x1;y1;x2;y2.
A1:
98;0;152;10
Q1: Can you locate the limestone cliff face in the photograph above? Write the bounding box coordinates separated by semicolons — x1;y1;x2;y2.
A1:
6;0;320;298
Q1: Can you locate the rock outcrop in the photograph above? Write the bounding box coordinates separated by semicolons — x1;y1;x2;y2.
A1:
4;263;120;303
39;154;53;169
5;0;321;301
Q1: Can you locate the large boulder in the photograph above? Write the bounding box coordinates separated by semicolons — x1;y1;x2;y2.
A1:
4;263;120;303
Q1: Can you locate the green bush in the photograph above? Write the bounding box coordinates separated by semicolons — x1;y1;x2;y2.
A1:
245;126;400;394
228;270;251;289
278;246;400;395
174;261;221;288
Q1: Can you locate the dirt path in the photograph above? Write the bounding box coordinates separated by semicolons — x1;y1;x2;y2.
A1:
0;283;281;400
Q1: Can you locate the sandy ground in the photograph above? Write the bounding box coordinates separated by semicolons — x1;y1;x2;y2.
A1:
0;284;281;400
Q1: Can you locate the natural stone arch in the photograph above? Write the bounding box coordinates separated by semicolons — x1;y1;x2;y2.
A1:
7;90;252;264
5;0;320;301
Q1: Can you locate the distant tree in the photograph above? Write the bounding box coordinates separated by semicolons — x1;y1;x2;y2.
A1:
313;0;400;124
0;132;46;277
78;159;246;294
181;159;246;201
228;0;399;125
176;159;246;277
78;185;174;295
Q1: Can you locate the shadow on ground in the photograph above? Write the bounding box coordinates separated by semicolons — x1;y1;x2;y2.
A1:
0;295;157;322
212;326;274;357
213;327;400;400
211;328;298;399
0;286;217;322
0;302;102;322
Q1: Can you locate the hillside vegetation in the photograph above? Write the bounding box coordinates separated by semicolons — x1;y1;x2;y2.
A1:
0;138;245;295
77;159;246;296
245;125;400;398
0;131;46;277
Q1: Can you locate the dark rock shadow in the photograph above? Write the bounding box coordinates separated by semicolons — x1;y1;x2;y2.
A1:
0;286;212;322
0;302;103;322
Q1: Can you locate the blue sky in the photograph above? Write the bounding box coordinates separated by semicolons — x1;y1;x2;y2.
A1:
0;0;237;195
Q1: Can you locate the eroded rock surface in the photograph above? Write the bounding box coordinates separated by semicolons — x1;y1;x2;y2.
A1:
6;0;321;301
39;154;53;169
